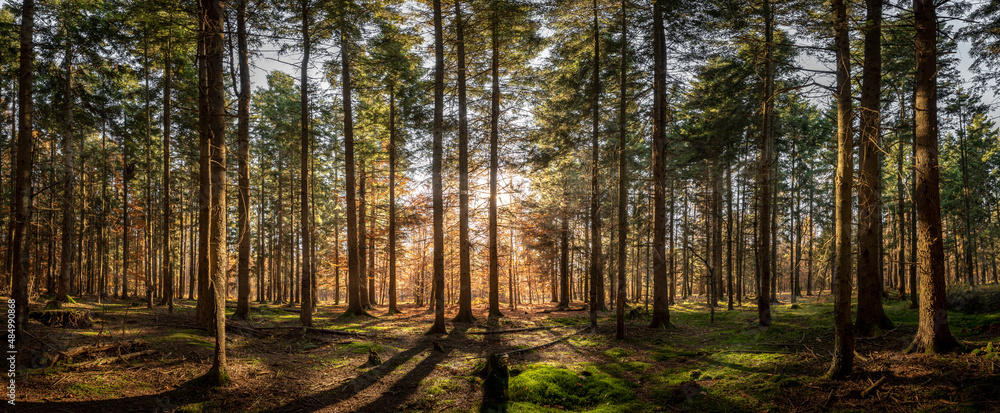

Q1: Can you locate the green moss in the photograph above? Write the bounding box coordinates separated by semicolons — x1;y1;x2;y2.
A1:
603;347;631;359
151;330;214;349
176;401;221;413
509;366;633;410
66;376;144;397
426;377;464;396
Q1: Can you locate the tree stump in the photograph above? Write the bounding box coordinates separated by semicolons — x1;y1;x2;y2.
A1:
29;310;92;329
481;353;509;412
365;348;382;367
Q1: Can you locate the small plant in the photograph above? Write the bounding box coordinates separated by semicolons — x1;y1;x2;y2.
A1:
971;341;998;359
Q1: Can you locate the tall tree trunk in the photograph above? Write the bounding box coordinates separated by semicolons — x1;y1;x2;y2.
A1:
341;29;364;317
558;190;570;309
359;166;370;308
57;39;75;304
235;0;251;320
488;3;503;319
905;0;959;354
856;0;893;337
203;0;229;385
299;0;313;326
726;160;734;310
161;22;174;312
589;0;605;328
827;0;855;379
453;0;474;322
11;0;35;368
196;11;211;322
615;0;628;340
388;86;400;315
756;0;773;327
428;0;447;334
649;0;670;328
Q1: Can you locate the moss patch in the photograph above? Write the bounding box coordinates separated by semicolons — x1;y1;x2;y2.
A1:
509;365;634;410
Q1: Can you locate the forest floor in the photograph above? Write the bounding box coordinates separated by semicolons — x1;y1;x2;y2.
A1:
14;288;1000;413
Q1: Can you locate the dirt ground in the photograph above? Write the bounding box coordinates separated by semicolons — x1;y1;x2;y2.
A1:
14;293;1000;412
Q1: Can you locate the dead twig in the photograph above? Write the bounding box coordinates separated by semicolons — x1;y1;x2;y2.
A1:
500;327;591;357
467;326;553;335
861;376;887;398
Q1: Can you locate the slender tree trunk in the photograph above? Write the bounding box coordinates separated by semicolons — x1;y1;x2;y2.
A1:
856;0;892;337
756;0;773;326
235;0;251;320
196;12;211;322
161;22;175;312
11;0;35;368
650;0;669;328
615;0;628;339
589;0;604;328
906;0;959;354
827;0;855;379
298;0;313;326
341;28;364;317
359;166;370;308
388;86;400;315
56;39;75;304
203;0;229;385
428;0;447;334
453;0;473;322
558;191;570;308
488;4;503;319
726;161;734;310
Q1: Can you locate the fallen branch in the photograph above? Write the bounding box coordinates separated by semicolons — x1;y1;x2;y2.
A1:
62;339;145;359
69;350;157;369
500;327;590;357
861;376;887;398
467;326;553;335
536;307;587;314
857;325;901;341
256;326;371;337
854;350;870;362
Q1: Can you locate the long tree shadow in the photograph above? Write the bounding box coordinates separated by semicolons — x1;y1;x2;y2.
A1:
263;341;430;412
17;376;217;413
353;344;453;412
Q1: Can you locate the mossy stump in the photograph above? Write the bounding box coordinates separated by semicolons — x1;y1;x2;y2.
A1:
29;310;92;329
480;353;509;412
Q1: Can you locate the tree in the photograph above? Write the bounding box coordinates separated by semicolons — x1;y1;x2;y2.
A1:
649;0;670;329
298;0;313;327
56;5;76;304
453;0;474;323
855;0;893;338
827;0;854;379
427;0;446;335
160;7;176;313
756;0;773;328
905;0;959;354
235;0;252;320
10;0;35;368
203;0;229;386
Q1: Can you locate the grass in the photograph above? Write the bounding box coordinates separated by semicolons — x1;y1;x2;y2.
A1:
66;375;146;398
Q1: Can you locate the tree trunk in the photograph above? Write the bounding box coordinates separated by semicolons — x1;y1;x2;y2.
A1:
299;0;313;326
234;0;251;320
453;0;473;322
615;0;628;340
57;39;75;304
756;0;773;327
341;28;364;317
855;0;892;337
589;0;605;328
827;0;855;379
388;86;400;315
428;0;447;334
161;22;175;312
358;165;370;308
905;0;959;354
650;0;669;328
11;0;35;369
203;0;229;385
488;5;503;319
196;12;211;322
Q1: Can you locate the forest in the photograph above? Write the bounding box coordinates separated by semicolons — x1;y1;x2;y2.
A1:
3;0;1000;411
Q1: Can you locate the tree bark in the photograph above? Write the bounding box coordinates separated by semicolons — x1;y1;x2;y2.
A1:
905;0;959;354
827;0;855;379
589;0;605;328
234;0;251;319
488;3;503;319
388;86;400;315
161;21;175;312
855;0;893;337
11;0;35;369
649;0;670;328
299;0;313;326
203;0;229;385
453;0;474;322
615;0;628;340
428;0;447;334
756;0;773;327
57;38;75;304
341;28;364;317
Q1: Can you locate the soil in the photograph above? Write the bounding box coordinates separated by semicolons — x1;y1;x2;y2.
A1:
13;294;1000;412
